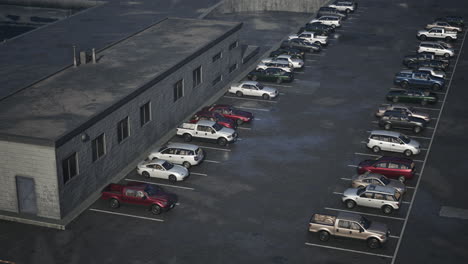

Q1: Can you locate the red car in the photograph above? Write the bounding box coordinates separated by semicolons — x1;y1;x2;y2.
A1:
202;104;254;125
190;111;236;129
357;156;415;182
101;182;178;215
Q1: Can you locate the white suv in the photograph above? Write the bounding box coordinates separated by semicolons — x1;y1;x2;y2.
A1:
262;55;304;69
418;41;455;57
148;143;204;168
366;130;420;156
329;1;356;13
309;16;342;28
342;185;403;214
256;61;293;72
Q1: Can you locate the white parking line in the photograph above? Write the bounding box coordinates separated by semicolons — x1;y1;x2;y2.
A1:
237;127;252;130
204;160;220;163
431;117;438;120
125;179;195;191
412;107;441;111
304;65;316;68
167;142;231;152
391;29;468;264
304;243;393;259
223;96;278;103
406;186;415;189
413;159;425;163
432;91;446;95
354;152;381;158
325;207;406;221
294;71;305;74
420;148;428;151
426;127;435;129
236;106;270;112
360;141;367;144
371;121;378;124
332;192;343;195
89;208;164;222
389;235;400;239
279;92;286;95
254;118;262;120
340;177;352;181
402;201;411;204
347;165;358;168
268;83;294;88
191;172;208;176
410;135;431;140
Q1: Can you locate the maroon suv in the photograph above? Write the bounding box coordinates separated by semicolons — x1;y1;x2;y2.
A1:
357;156;416;182
202;104;254;125
190;111;236;129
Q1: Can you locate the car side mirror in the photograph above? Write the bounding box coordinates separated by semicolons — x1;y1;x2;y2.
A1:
211;130;216;134
400;142;405;145
360;228;364;233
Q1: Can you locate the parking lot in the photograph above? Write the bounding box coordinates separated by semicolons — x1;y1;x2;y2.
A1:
1;0;468;263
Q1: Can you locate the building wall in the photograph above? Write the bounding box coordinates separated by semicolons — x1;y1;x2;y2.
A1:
217;0;328;13
0;140;60;219
56;30;242;218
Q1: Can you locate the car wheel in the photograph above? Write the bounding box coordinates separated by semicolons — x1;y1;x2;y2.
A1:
398;175;406;183
420;35;427;40
183;133;192;142
372;146;381;153
404;149;412;157
262;94;270;100
276;78;283;84
236;119;244;125
382;205;393;214
401;81;409;89
367;238;381;249
169;175;177;182
345;9;351;14
357;185;365;189
252;75;258;81
318;230;330;242
444;53;450;58
392;97;399;103
236;91;243;97
151;204;162;215
432;83;441;90
109;198;120;209
314;41;321;46
413;126;422;133
384;123;391;130
421;100;427;106
445;37;452;42
142;171;150;178
218;137;228;146
345;200;356;209
182;161;191;169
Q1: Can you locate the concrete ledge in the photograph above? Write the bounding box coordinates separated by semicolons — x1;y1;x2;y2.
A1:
0;210;65;230
0;0;103;9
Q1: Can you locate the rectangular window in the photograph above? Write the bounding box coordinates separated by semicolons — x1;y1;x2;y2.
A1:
173;79;184;102
229;63;238;73
140;102;151;126
192;66;202;88
229;40;238;50
92;134;106;162
117;117;130;143
212;75;222;86
62;153;78;184
212;52;222;62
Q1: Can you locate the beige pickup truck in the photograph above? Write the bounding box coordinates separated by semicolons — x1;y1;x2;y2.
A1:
308;212;390;249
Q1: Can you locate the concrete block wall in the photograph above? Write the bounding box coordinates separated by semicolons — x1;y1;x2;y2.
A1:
0;140;60;219
218;0;328;13
56;30;243;218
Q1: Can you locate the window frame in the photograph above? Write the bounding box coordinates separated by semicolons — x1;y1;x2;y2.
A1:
212;75;223;86
173;79;184;102
229;63;238;73
117;116;130;143
192;66;202;88
212;52;222;62
92;133;106;162
229;40;239;50
140;102;151;127
62;152;78;184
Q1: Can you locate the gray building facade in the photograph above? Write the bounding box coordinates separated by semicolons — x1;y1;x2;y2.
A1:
0;17;243;222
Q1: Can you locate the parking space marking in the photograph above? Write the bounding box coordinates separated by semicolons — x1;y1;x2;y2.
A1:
236;106;270;112
340;177;352;181
332;192;343;195
204;159;220;163
304;243;393;259
431;117;438;120
267;83;294;88
432;91;446;95
360;141;367;144
410;135;431;140
371;121;378;124
426;127;435;129
412;159;425;163
411;107;441;111
389;235;400;239
406;186;415;189
279;92;286;95
223;96;278;103
124;179;195;190
325;207;406;221
294;71;305;74
354;152;381;158
254;118;261;120
89;208;164;222
191;172;208;176
420;148;428;151
402;201;411;205
200;145;231;152
347;165;358;168
237;127;252;130
305;65;316;67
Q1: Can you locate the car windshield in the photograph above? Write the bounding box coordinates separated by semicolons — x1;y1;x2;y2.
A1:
360;216;371;229
145;185;163;196
357;188;366;196
162;161;173;170
213;123;223;131
399;134;410;144
380;176;390;185
257;83;264;90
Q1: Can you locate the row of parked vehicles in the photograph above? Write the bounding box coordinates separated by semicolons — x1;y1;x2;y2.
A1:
309;7;464;249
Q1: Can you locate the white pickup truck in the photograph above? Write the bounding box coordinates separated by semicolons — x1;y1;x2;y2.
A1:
417;27;457;41
288;31;328;46
176;120;237;146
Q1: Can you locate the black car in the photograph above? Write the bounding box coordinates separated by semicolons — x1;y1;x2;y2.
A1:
435;16;464;27
303;22;335;34
297;27;329;36
379;110;427;133
247;68;294;84
280;39;321;53
317;7;347;20
270;48;304;59
402;53;450;66
406;60;449;72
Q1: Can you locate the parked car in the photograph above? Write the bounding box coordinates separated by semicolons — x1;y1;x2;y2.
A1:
329;0;357;13
366;130;421;157
288;31;329;46
342;185;403;214
394;70;445;90
386;89;438;105
402;53;450;67
378;110;427;133
176;120;237;146
100;182;178;215
406;60;449;72
357;156;416;182
417;67;446;79
308;212;389;249
351;172;406;194
300;22;335;35
309;16;342;28
418;41;455;58
247;68;294;84
375;104;430;122
426;21;462;32
148;143;204;168
270;48;304;59
202;104;253;125
435;16;464;27
317;7;347;20
256;61;293;73
229;81;279;99
263;54;304;69
417;27;457;41
281;38;322;52
190;111;236;129
137;159;189;182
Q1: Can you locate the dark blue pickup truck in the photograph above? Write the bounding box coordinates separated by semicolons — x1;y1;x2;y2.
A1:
394;70;445;90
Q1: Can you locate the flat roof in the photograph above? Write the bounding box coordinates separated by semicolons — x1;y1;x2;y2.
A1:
0;17;242;146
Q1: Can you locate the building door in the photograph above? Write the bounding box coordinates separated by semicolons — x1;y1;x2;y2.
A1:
16;176;37;215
